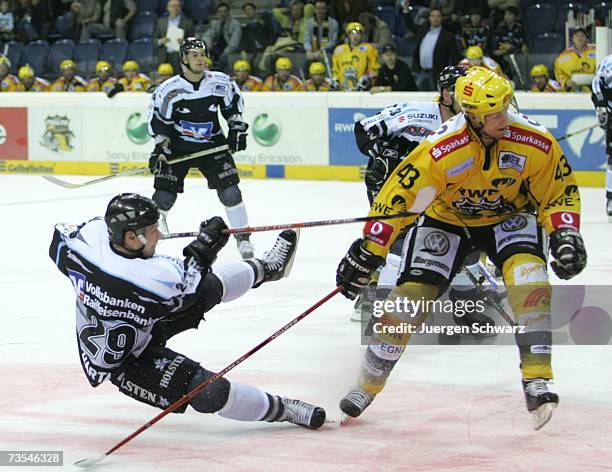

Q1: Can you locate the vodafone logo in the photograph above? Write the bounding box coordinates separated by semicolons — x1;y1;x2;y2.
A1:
365;220;394;246
551;211;580;231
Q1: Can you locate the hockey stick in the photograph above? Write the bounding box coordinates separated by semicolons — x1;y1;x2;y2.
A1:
508;53;526;90
74;286;343;469
42;145;230;189
162;211;417;239
556;124;598;141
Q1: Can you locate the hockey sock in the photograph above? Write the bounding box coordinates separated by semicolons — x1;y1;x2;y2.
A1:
212;261;256;301
224;202;249;230
218;382;272;421
502;254;553;380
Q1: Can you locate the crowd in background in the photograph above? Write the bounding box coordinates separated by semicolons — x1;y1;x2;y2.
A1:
0;0;602;93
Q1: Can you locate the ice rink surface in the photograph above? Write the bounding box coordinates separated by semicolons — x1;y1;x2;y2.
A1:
1;175;611;472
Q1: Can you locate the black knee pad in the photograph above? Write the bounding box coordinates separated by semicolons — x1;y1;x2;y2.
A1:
152;189;177;211
216;185;243;207
188;368;231;413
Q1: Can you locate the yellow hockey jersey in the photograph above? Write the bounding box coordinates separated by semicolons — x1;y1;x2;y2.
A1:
261;74;305;91
49;76;87;92
458;56;503;77
531;79;563;93
362;111;580;258
305;78;333;91
86;76;117;93
118;73;151;92
332;42;380;91
1;73;19;91
554;46;596;92
234;75;263;91
16;77;49;91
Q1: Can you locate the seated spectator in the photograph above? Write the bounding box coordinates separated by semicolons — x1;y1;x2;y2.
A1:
262;56;305;91
372;43;418;92
273;0;314;44
0;0;14;42
86;60;117;93
411;8;461;91
13;0;50;41
239;3;274;62
16;64;49;91
530;64;562;93
554;28;596;92
304;0;338;63
460;7;490;51
330;0;367;28
305;61;333;91
49;59;87;91
232;59;263;91
0;55;18;91
332;22;380;91
202;3;241;69
492;6;524;59
77;0;136;41
118;60;150;91
488;0;518;28
154;0;193;74
358;12;391;50
459;45;503;76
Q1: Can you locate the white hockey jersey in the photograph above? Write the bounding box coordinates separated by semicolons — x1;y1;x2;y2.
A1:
592;54;612;108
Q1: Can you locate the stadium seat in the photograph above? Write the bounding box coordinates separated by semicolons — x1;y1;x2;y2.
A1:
129;11;158;41
48;39;75;75
129;38;156;74
525;4;558;40
101;38;129;70
528;52;558;79
397;35;416;59
47;13;73;42
5;41;23;74
23;40;49;77
184;0;213;23
158;0;169;15
75;39;100;77
557;2;590;30
373;6;400;36
137;0;159;12
531;32;565;53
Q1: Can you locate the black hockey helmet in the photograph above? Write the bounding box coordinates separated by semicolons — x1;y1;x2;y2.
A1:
437;65;467;94
180;37;209;61
105;193;160;245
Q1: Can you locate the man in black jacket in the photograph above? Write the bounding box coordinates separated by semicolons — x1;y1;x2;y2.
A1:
373;44;418;92
406;8;461;91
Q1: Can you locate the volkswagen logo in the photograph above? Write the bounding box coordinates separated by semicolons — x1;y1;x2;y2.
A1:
423;231;450;256
501;215;527;232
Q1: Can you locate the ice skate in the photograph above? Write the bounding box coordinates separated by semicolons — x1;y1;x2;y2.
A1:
350;282;377;322
523;378;559;430
260;229;299;282
273;397;326;429
339;387;376;419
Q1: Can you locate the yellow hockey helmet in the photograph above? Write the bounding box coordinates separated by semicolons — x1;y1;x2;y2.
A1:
346;22;364;35
60;59;76;70
18;65;34;79
233;59;251;73
0;55;11;68
122;60;139;72
96;60;111;73
157;63;174;75
466;45;484;60
309;61;326;75
275;56;292;71
530;64;549;77
455;66;513;124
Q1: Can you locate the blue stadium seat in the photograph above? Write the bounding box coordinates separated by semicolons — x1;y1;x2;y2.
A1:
531;32;565;53
184;0;213;23
557;2;590;30
23;40;49;76
47;13;73;42
373;6;401;36
5;41;23;74
137;0;159;12
75;39;100;77
525;4;557;40
158;0;169;15
101;38;129;70
129;38;156;74
129;11;158;41
48;39;75;75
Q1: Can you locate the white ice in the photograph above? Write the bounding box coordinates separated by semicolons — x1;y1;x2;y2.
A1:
1;175;611;471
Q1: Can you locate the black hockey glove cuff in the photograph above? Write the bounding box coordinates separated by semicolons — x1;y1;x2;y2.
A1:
549;228;587;280
336;238;385;300
107;83;124;98
149;142;172;175
228;121;249;153
183;217;230;268
365;154;401;191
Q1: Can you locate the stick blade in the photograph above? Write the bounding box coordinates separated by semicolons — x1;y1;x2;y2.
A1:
41;175;84;189
74;454;106;469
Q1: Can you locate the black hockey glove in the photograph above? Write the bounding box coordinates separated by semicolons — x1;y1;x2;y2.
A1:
228;120;249;153
183;217;230;268
365;154;401;191
549;228;587;280
107;83;124;98
148;141;172;175
357;75;372;91
336;238;385;300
